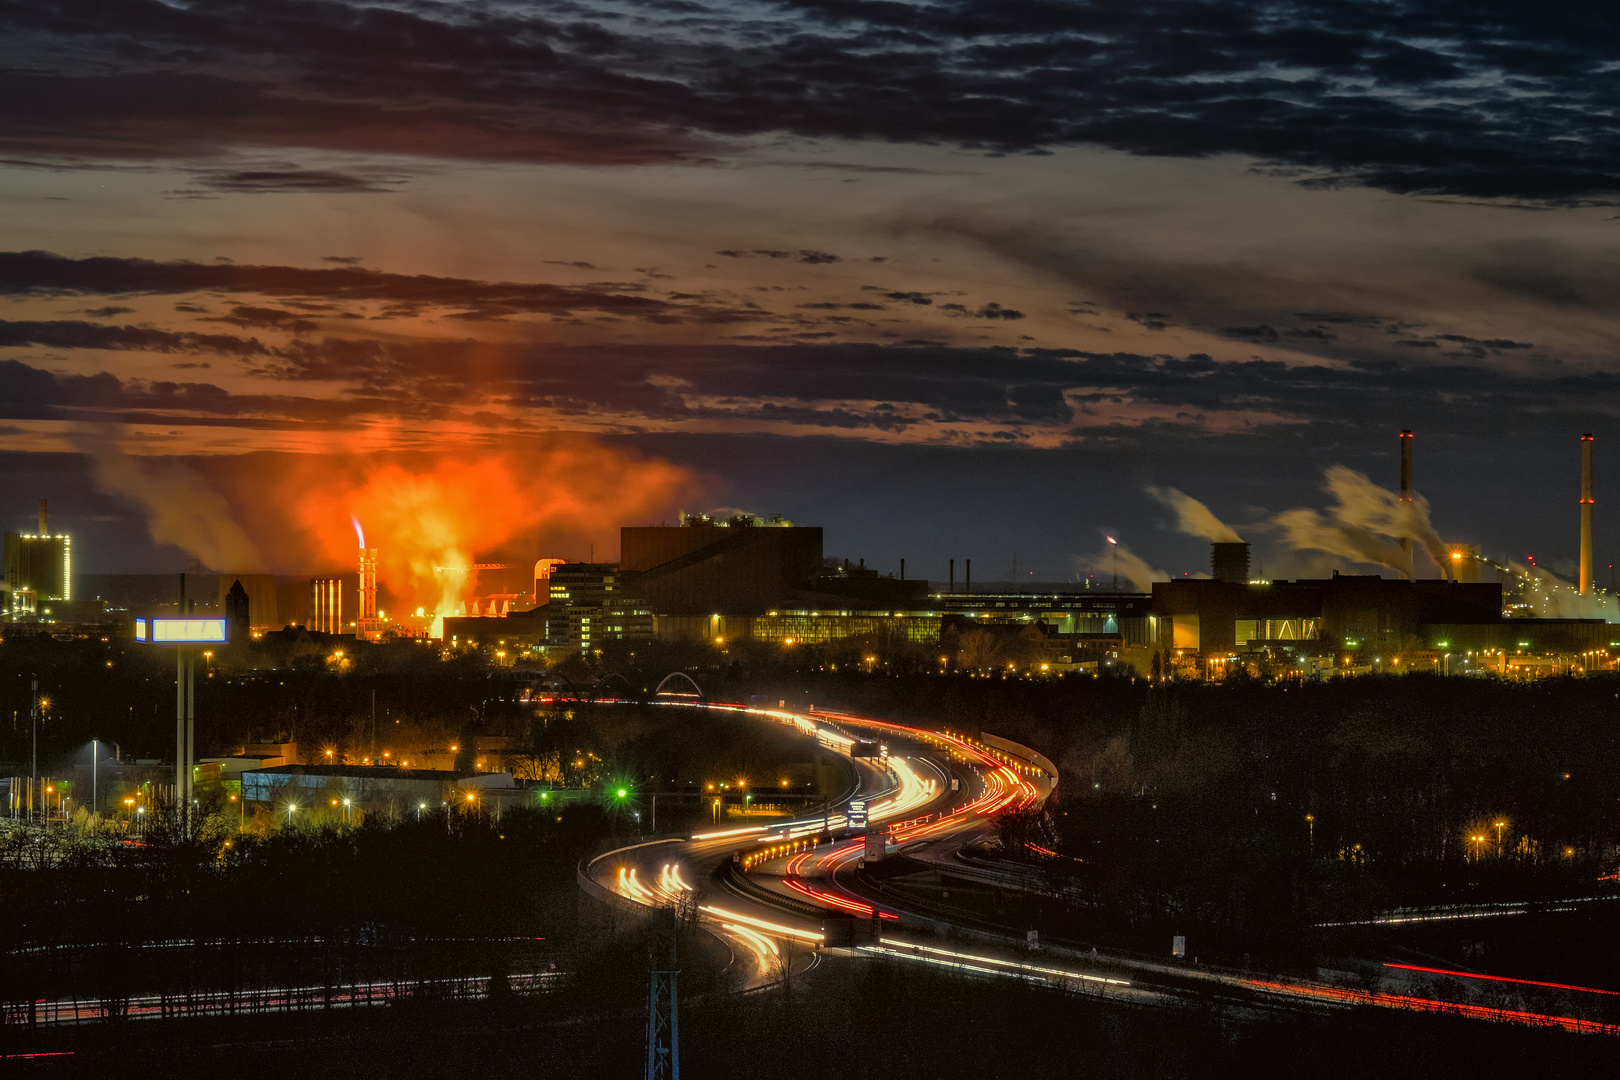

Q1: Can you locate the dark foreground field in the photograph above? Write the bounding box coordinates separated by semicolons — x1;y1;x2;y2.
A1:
11;949;1620;1080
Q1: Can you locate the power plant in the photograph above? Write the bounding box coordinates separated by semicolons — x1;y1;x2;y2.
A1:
4;498;72;616
2;429;1613;679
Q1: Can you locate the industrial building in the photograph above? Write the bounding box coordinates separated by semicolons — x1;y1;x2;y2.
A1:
240;764;546;817
444;560;655;658
4;499;70;616
1148;540;1616;678
620;516;824;615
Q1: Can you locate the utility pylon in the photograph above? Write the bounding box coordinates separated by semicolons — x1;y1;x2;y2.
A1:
645;907;680;1080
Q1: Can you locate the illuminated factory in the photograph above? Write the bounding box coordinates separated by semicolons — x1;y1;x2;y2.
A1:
1151;432;1617;679
40;420;1608;681
4;499;71;618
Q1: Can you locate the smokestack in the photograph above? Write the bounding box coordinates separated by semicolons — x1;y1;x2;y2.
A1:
1211;542;1251;583
1398;430;1413;571
965;558;971;594
38;498;47;536
1580;433;1594;594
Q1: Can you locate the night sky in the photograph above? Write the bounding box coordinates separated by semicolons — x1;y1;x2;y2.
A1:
2;1;1617;588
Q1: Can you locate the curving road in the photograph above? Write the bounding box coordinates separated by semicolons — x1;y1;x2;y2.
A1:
583;701;1620;1035
584;701;1050;983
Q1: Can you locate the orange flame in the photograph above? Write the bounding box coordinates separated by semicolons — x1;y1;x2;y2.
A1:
274;442;699;634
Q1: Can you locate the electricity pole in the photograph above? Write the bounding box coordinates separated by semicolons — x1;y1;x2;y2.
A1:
30;676;38;824
645;908;680;1080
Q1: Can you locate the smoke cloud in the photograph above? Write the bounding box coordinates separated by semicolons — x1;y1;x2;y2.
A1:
83;432;269;572
1509;561;1619;621
278;442;700;634
1145;486;1241;543
78;430;701;633
1077;538;1166;592
1270;466;1448;579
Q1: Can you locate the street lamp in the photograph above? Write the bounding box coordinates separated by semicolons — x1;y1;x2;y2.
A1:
1494;820;1508;856
343;798;352;825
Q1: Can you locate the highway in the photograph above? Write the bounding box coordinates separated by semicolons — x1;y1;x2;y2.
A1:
584;699;1620;1037
585;701;1055;985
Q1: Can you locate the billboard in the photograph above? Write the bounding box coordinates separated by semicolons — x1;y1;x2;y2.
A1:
137;618;228;643
847;798;868;828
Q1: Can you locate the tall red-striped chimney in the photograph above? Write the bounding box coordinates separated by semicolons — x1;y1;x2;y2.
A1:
1398;431;1414;575
1580;434;1594;594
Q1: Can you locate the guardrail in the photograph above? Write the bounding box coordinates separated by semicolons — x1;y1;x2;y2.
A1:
0;971;562;1029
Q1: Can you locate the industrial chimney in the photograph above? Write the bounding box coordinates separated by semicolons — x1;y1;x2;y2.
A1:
37;498;47;537
1211;542;1251;583
1580;434;1594;594
1398;430;1413;570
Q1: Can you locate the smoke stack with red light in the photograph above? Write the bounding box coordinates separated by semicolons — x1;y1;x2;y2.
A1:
1580;434;1594;595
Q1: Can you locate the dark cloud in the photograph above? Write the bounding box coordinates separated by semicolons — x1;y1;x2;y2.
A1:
0;318;269;357
2;0;1613;199
0;250;755;323
1221;324;1280;342
183;167;407;195
9;317;1617;445
716;249;843;263
943;302;1024;320
1126;311;1171;331
206;305;319;334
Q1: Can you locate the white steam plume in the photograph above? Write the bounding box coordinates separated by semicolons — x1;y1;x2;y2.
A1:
82;433;267;572
1270;466;1447;579
1077;538;1167;592
1509;561;1619;621
1145;486;1241;542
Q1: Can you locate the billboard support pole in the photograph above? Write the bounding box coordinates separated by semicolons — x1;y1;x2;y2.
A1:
175;646;185;829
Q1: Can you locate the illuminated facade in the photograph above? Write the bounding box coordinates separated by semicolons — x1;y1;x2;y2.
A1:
357;547;386;640
5;500;71;615
311;577;343;634
548;562;621;608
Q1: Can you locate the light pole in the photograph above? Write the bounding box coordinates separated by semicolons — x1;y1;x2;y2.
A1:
1494;820;1507;856
30;681;44;824
1305;814;1314;855
90;739;97;817
343;798;352;825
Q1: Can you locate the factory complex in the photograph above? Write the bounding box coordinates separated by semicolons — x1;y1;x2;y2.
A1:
4;434;1618;681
